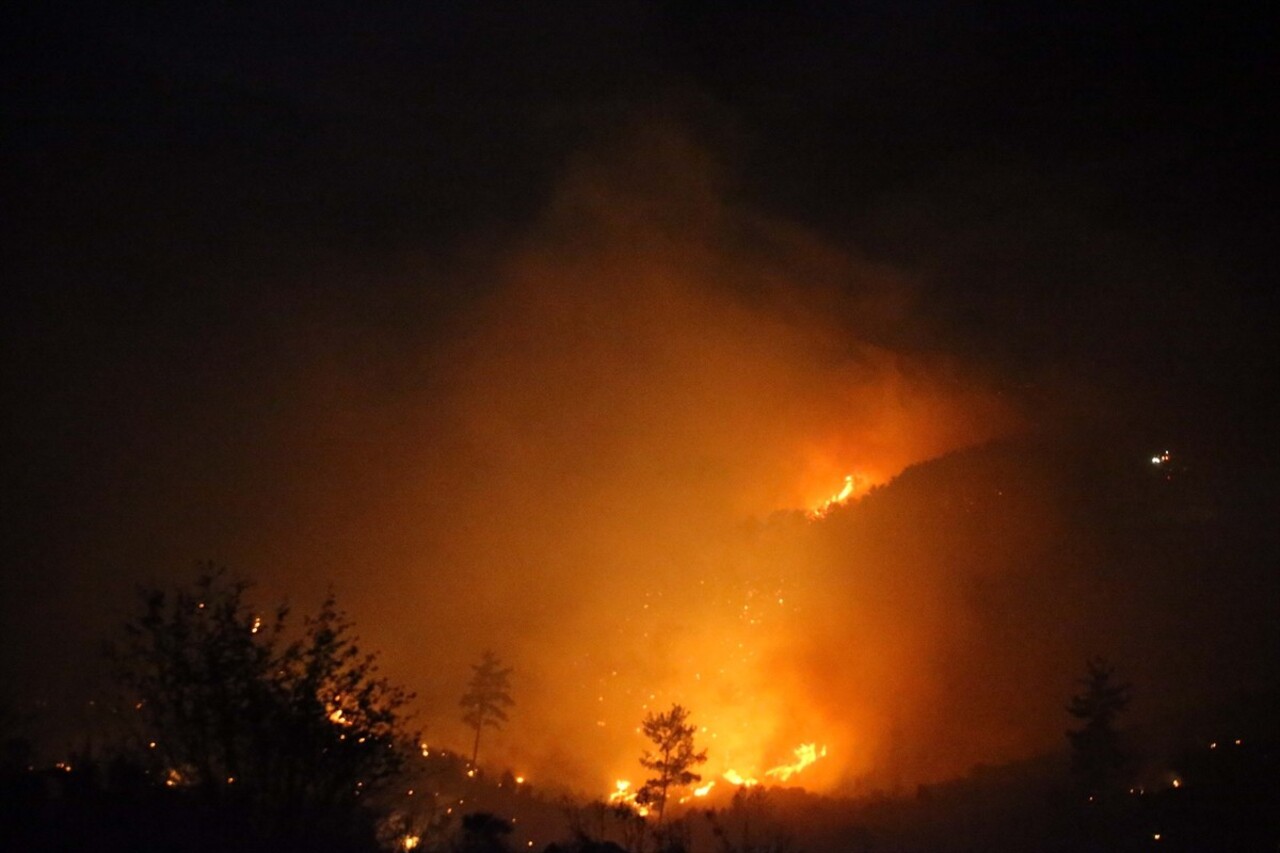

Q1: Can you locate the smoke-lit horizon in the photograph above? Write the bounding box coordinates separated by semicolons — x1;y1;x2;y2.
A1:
318;129;1028;794
4;127;1040;794
5;8;1277;826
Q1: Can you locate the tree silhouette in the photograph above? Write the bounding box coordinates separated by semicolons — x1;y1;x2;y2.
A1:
458;811;515;853
705;786;795;853
637;703;707;825
460;650;514;768
110;565;415;850
1066;656;1132;798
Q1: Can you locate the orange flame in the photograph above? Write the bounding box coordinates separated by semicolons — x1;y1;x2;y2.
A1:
715;742;828;790
807;474;859;518
607;779;650;816
764;742;827;782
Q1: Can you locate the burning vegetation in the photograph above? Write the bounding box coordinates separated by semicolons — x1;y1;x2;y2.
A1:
8;556;1277;853
6;93;1279;853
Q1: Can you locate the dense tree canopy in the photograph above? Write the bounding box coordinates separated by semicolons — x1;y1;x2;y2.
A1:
111;566;415;850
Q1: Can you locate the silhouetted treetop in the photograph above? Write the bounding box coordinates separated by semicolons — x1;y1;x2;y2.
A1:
461;650;514;768
1066;656;1132;798
637;703;707;825
109;564;415;849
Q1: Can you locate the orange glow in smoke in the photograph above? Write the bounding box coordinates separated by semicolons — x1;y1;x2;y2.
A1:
366;136;1029;798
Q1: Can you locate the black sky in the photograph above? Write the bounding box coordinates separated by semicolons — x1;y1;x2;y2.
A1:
9;3;1274;381
3;1;1278;766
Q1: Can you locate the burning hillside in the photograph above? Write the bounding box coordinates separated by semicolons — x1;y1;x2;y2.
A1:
385;134;1023;794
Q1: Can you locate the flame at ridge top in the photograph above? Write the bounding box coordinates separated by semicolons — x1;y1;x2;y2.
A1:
806;473;865;518
764;742;828;782
720;740;829;789
608;741;830;811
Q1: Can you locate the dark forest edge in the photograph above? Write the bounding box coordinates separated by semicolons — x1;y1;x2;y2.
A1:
3;566;1278;852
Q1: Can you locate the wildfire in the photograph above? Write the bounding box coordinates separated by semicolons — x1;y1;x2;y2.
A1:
612;741;828;807
679;779;717;804
717;742;828;789
722;769;759;787
807;474;859;518
764;742;827;782
607;779;650;816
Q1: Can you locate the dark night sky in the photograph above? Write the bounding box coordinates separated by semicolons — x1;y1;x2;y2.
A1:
3;1;1278;778
8;3;1274;391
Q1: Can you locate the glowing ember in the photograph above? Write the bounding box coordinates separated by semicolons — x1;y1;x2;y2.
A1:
326;694;353;727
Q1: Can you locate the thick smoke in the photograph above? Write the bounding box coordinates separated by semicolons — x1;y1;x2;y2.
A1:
8;128;1033;793
355;129;1023;792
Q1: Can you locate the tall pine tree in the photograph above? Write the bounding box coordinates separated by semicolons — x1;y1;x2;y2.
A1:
1066;656;1132;798
459;651;514;769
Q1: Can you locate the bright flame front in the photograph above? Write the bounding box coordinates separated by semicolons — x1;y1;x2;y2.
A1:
608;779;650;817
764;742;827;782
807;473;864;518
